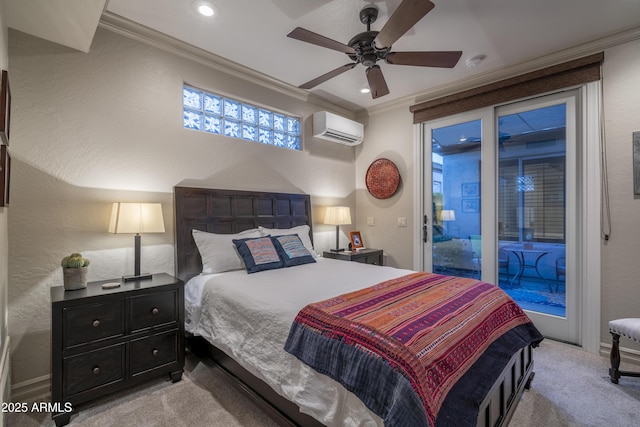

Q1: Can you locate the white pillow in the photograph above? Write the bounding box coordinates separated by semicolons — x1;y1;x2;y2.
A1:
258;225;317;258
192;228;263;274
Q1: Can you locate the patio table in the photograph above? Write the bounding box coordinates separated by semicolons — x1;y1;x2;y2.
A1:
502;244;553;292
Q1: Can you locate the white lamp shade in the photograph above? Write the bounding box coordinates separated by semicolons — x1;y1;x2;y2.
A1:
109;203;165;234
440;210;456;221
324;206;352;226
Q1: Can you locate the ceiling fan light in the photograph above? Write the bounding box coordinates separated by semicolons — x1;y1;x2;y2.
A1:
286;3;452;100
465;54;486;68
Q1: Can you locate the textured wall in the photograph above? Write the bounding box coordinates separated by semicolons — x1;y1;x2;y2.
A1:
354;105;415;270
600;38;640;346
8;27;357;386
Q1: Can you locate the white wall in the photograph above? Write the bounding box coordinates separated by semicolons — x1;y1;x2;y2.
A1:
354;105;415;269
600;38;640;345
7;26;358;390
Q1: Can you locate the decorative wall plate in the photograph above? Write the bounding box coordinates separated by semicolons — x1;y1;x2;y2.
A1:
366;158;400;199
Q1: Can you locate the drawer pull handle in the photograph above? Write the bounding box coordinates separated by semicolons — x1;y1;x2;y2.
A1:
152;349;159;356
93;367;100;375
92;320;100;327
151;308;159;315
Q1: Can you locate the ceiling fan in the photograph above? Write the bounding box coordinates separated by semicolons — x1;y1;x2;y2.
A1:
287;0;462;99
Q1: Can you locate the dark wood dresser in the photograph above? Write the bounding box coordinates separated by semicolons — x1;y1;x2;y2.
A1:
50;273;184;426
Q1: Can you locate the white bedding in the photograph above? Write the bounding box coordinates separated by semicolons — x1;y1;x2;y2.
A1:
185;257;413;426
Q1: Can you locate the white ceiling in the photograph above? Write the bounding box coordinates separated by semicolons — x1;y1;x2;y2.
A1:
3;0;106;53
5;0;640;111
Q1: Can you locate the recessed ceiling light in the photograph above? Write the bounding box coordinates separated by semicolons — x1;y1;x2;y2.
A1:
198;5;214;16
360;87;371;94
193;1;215;17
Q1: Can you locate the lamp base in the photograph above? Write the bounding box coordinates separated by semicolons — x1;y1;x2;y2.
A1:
123;273;153;282
330;248;345;252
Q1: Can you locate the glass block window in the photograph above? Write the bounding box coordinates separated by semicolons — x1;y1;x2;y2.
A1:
183;85;301;151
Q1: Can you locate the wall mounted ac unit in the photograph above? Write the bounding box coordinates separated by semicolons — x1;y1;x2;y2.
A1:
313;111;364;146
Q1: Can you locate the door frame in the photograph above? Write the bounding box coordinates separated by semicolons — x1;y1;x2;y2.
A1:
412;82;602;353
496;91;579;343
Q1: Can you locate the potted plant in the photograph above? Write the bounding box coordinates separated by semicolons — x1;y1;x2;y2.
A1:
61;253;90;291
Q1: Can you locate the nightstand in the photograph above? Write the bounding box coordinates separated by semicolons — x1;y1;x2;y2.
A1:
50;273;184;426
323;248;384;266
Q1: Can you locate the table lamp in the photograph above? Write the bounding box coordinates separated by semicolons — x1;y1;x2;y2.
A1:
324;206;351;252
440;209;456;234
109;202;165;281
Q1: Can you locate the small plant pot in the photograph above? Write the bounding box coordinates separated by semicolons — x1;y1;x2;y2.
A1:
63;267;88;291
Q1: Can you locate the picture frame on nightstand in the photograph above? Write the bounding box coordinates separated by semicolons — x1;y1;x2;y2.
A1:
349;231;364;249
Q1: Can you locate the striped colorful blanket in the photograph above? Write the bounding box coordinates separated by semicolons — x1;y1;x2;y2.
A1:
284;272;543;427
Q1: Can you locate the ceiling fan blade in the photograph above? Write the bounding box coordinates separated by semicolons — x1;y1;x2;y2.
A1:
287;27;356;54
299;63;357;89
386;51;462;68
366;65;390;99
374;0;435;49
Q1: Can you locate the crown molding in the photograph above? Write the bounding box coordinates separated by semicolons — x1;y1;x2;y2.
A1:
99;12;639;119
365;25;640;117
98;12;305;100
98;12;356;117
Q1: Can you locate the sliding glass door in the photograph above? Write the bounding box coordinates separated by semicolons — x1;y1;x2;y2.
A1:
422;91;580;344
429;118;483;278
496;93;579;343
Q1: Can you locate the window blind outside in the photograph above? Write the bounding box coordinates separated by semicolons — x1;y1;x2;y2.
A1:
410;52;603;123
499;157;565;243
498;160;519;241
524;157;565;242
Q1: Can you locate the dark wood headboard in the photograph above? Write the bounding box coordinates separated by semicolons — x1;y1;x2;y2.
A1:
174;186;313;282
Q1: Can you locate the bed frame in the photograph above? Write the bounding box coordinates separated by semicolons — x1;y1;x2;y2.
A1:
174;186;535;427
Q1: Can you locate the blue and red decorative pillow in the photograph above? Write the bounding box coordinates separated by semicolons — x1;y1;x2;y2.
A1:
232;236;283;273
271;234;317;267
232;234;316;273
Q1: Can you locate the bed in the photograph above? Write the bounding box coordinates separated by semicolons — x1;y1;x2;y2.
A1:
174;186;542;427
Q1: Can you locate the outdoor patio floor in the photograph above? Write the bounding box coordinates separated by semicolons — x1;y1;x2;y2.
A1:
433;266;566;317
499;275;566;317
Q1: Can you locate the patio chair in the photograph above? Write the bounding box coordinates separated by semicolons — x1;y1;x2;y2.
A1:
608;318;640;384
555;256;566;292
469;236;510;281
498;249;510;280
470;235;482;278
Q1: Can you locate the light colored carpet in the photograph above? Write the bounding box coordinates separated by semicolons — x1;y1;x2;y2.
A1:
510;339;640;427
8;340;640;426
8;354;279;427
